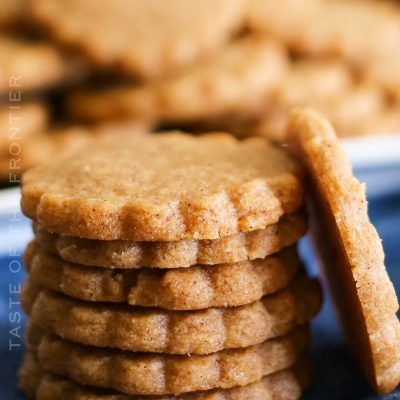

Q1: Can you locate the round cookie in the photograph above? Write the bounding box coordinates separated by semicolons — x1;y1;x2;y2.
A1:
26;324;309;395
66;34;288;124
21;132;304;241
24;242;303;310
32;211;307;269
19;351;312;400
289;107;400;394
21;274;322;354
31;0;247;80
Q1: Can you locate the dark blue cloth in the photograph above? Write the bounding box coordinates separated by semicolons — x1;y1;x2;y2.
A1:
0;194;399;400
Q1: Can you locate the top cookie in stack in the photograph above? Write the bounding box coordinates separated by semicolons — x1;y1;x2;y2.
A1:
19;132;322;399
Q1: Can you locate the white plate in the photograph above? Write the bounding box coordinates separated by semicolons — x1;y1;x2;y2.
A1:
341;133;400;169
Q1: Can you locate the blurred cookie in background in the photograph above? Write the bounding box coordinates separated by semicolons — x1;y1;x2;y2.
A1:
0;0;28;30
246;0;400;66
181;58;400;141
0;35;90;96
30;0;247;80
65;34;288;125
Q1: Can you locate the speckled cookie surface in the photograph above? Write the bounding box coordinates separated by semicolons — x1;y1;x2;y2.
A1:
26;325;309;395
67;34;288;124
32;211;307;269
289;107;400;394
31;0;246;80
24;241;303;310
19;351;311;400
21;132;304;241
22;274;321;354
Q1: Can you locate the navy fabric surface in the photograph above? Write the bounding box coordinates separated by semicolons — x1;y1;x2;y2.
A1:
0;193;399;400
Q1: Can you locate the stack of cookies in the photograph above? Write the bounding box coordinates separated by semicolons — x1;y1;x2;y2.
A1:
18;132;322;399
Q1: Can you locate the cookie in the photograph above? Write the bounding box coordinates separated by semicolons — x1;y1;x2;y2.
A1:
367;54;400;102
27;325;309;395
247;0;400;66
0;102;48;153
270;81;391;139
181;58;353;142
0;0;27;28
31;0;246;80
0;35;87;95
32;211;307;269
22;274;321;354
66;34;288;124
289;107;400;394
24;241;303;310
1;120;151;181
21;132;304;241
19;351;312;400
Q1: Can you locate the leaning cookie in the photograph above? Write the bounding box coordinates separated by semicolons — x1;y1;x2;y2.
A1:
21;274;322;354
21;132;304;241
26;324;309;395
24;241;303;310
19;351;312;400
31;0;247;80
289;107;400;394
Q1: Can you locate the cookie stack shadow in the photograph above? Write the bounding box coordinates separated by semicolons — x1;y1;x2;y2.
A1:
18;133;322;399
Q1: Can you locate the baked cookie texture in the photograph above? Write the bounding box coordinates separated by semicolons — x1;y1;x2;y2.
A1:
24;241;303;309
31;0;247;79
19;351;312;400
26;324;309;395
21;132;304;241
21;274;321;354
32;211;307;269
289;107;400;394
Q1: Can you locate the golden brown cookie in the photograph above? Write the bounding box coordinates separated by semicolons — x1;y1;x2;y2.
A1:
21;132;304;241
19;351;312;400
27;325;309;395
1;120;150;181
22;274;322;354
247;0;400;66
31;0;246;80
24;241;303;310
180;58;363;142
289;107;400;394
0;0;27;28
367;55;400;102
66;34;288;124
0;35;88;95
0;102;48;153
32;211;307;269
